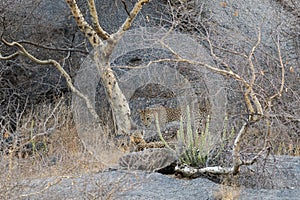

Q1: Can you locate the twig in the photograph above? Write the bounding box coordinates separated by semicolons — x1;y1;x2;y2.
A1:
18;40;89;54
0;38;100;123
268;36;285;101
0;51;19;60
121;0;131;16
115;0;150;34
87;0;110;40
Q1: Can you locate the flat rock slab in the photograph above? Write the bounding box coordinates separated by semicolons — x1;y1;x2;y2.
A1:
6;170;219;200
5;159;300;200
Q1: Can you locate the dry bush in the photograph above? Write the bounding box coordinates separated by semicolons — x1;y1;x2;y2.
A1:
0;95;114;199
0;0;101;188
166;0;300;156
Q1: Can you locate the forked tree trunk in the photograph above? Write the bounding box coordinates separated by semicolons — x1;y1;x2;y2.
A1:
65;0;150;135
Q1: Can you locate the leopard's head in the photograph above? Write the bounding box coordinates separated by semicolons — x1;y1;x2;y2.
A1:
138;109;155;127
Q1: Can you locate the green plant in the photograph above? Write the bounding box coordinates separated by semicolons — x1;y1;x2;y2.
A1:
155;106;210;167
156;106;235;168
177;106;211;167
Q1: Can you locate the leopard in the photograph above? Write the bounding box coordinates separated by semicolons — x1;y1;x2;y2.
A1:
116;131;166;152
138;106;182;128
131;131;166;151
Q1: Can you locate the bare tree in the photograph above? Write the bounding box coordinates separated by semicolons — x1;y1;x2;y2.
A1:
1;0;150;137
0;0;299;180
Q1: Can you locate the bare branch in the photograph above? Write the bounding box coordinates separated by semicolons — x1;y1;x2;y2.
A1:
113;0;150;40
64;0;150;136
175;165;233;178
242;146;270;166
242;27;263;121
268;36;285;101
145;56;249;88
231;122;248;174
87;0;110;40
65;0;102;47
18;40;89;54
206;34;234;71
211;44;248;58
0;51;19;60
121;0;131;16
1;38;100;123
248;26;261;87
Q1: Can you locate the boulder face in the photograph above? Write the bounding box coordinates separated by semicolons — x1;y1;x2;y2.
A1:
2;0;298;121
0;0;77;131
1;0;298;100
118;148;178;173
0;0;170;130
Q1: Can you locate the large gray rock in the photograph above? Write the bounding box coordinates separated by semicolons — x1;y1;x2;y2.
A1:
3;156;299;199
118;148;178;173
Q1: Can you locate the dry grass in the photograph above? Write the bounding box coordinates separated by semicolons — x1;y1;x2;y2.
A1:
275;141;300;156
0;96;129;198
1;122;100;179
213;185;240;200
0;94;299;199
213;172;241;200
235;121;300;157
